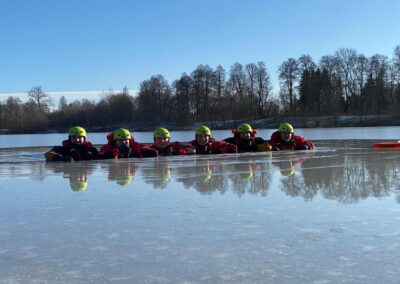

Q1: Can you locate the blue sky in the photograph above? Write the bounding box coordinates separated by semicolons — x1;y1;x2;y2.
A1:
1;0;399;102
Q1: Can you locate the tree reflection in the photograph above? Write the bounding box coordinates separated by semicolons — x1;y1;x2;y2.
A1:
175;158;229;195
273;153;316;200
141;159;172;189
282;149;400;204
227;158;272;197
174;155;272;197
23;147;400;203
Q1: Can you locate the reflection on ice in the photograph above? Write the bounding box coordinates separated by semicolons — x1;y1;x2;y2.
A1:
1;140;400;203
1;140;400;283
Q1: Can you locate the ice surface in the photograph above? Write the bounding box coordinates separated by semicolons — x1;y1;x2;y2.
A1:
1;140;400;283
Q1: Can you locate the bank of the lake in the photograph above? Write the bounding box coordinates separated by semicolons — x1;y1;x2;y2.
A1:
98;114;400;133
1;114;399;135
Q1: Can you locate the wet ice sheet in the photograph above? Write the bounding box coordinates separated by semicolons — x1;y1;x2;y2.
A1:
1;140;400;283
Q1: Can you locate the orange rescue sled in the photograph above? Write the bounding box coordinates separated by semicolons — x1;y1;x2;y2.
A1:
372;141;400;148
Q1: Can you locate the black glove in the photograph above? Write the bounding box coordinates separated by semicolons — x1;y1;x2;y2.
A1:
118;143;131;155
295;145;308;150
63;155;74;162
142;149;158;157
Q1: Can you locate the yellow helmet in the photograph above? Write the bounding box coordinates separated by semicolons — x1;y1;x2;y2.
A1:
116;175;132;186
240;171;254;180
114;128;131;140
279;161;295;176
69;181;88;192
278;123;294;133
160;168;171;186
201;168;212;182
154;127;170;139
68;126;87;138
237;123;253;133
195;126;211;136
280;169;295;177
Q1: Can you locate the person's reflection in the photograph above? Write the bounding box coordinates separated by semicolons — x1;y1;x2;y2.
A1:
272;151;312;178
69;176;88;192
276;160;295;177
228;157;271;197
107;161;137;187
176;159;219;195
142;159;171;189
157;166;171;189
273;153;316;200
45;163;95;192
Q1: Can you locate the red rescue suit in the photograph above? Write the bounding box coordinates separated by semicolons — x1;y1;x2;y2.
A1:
45;140;98;162
190;138;237;154
224;129;268;153
269;131;315;150
151;142;195;156
98;133;158;159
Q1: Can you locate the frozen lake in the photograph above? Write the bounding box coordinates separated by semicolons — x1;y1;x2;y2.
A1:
1;126;400;148
1;128;400;283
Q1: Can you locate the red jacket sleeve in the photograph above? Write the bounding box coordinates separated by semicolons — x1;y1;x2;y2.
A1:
269;131;281;148
171;142;196;155
293;135;315;149
99;144;119;159
129;141;158;157
209;141;238;154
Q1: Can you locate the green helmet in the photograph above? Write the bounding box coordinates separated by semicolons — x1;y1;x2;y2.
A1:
280;169;295;177
279;161;294;176
195;126;211;136
201;168;212;182
116;175;132;186
279;123;294;133
154;127;170;139
237;123;253;133
70;181;88;192
240;171;254;180
162;169;171;182
114;128;131;140
68;126;87;138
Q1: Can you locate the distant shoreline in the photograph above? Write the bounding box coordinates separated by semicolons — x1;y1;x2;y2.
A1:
97;114;400;132
1;115;399;135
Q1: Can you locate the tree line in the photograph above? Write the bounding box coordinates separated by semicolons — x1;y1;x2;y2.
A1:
1;45;399;133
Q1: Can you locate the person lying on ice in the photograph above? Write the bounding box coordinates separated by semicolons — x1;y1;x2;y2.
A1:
269;123;315;151
190;126;237;154
44;126;99;162
224;123;272;153
151;127;196;156
97;128;158;159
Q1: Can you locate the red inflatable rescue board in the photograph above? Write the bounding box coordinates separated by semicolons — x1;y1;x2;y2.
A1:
372;141;400;148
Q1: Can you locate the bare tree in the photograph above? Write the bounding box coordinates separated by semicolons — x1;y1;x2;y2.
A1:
2;96;23;131
245;63;258;118
173;73;192;124
213;65;227;120
137;75;171;125
255;61;272;118
27;86;53;113
366;54;390;116
58;95;68;112
228;63;247;119
298;54;317;73
334;48;358;113
191;65;214;121
278;58;300;113
394;45;400;74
